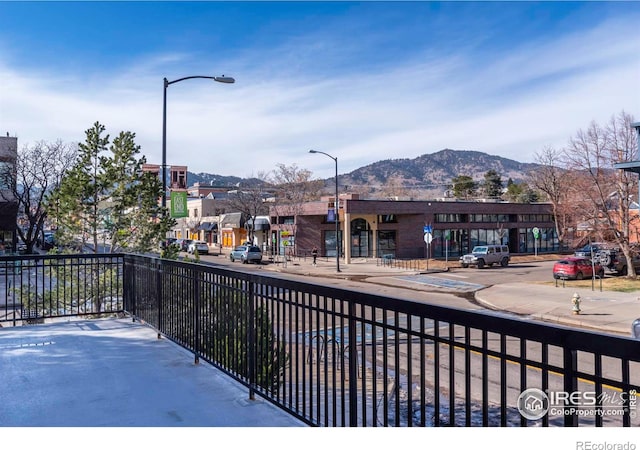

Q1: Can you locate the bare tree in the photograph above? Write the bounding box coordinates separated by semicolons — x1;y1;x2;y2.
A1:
528;146;574;250
270;163;323;255
225;172;272;244
563;111;638;277
0;140;77;253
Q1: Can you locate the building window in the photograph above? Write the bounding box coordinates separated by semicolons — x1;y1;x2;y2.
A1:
377;214;397;223
324;229;342;257
377;230;396;258
470;228;509;247
0;161;14;189
518;214;553;223
434;213;465;223
469;214;510;223
275;216;295;225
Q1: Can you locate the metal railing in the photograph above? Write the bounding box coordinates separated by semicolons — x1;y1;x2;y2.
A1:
377;256;423;270
1;253;124;326
122;254;640;427
2;253;640;426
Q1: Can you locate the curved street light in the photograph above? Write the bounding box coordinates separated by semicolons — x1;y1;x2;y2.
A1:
309;149;341;272
162;75;235;215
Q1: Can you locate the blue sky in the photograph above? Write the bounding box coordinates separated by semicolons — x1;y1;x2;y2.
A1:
1;1;638;180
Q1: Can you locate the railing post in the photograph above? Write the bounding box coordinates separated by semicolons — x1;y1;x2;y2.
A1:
156;259;163;339
124;255;136;321
194;268;200;365
248;279;256;400
563;347;579;426
348;300;358;426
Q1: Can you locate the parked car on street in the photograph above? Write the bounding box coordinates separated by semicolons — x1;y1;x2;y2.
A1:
37;232;56;251
599;251;640;276
574;243;640;276
229;245;262;264
574;242;611;258
175;239;192;252
187;240;209;255
16;238;27;254
553;256;604;280
459;245;510;269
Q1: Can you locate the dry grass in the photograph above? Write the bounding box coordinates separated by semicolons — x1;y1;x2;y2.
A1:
537;277;640;292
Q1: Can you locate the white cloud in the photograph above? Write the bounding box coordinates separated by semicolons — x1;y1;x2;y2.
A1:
1;8;638;181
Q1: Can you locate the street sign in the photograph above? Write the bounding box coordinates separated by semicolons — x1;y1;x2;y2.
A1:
423;225;432;234
424;232;433;244
532;227;540;239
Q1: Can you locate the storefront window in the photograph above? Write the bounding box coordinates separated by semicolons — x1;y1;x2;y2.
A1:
324;230;342;257
377;230;396;258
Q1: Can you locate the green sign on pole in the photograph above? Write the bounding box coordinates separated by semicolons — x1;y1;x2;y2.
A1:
170;191;188;218
532;227;540;239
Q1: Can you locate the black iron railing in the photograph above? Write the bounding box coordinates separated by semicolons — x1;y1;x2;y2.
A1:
377;256;423;270
2;253;640;427
0;253;124;326
122;254;640;427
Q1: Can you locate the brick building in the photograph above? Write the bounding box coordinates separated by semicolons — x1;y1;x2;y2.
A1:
269;193;557;262
0;134;18;252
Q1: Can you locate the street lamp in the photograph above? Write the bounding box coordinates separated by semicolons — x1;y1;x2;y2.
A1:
162;75;235;216
309;149;341;272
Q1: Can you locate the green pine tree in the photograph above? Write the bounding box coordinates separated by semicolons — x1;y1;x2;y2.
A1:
48;122;174;254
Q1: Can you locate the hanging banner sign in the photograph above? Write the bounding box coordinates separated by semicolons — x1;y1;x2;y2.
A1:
170;191;188;218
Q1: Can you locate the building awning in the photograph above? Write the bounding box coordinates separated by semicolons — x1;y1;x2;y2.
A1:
614;161;640;174
248;217;270;231
198;222;218;231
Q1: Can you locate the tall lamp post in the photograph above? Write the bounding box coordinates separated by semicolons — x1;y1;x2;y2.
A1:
162;75;235;216
309;149;341;272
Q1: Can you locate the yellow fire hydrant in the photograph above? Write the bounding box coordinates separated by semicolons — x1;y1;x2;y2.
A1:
572;292;581;315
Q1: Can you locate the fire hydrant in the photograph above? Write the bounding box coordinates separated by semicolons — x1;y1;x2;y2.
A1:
572;292;581;315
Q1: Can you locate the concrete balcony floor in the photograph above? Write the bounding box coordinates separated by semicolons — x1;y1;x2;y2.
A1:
0;317;304;427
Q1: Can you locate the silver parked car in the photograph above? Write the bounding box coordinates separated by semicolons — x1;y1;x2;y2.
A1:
229;245;262;264
460;244;510;269
187;240;209;255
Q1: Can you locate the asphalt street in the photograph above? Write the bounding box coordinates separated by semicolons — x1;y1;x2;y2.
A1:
194;250;640;338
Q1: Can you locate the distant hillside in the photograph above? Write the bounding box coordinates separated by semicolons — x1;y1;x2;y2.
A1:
338;149;540;199
185;149;541;199
187;172;243;187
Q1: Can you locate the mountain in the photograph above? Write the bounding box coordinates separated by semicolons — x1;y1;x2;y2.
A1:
186;172;244;187
186;149;541;199
337;149;540;199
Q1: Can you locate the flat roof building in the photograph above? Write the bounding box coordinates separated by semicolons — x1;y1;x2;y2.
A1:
269;193;557;262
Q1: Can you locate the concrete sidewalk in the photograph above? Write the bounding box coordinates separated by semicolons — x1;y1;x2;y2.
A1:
263;257;640;337
0;318;305;427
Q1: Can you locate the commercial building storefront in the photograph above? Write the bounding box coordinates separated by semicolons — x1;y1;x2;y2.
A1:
270;194;557;262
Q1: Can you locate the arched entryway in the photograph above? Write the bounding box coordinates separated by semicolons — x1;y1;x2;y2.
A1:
350;218;372;258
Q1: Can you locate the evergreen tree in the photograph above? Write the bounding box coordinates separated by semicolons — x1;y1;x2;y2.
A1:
451;175;476;199
483;169;503;198
49;122;173;253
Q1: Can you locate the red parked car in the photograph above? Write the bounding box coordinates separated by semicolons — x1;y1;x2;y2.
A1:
553;257;604;280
